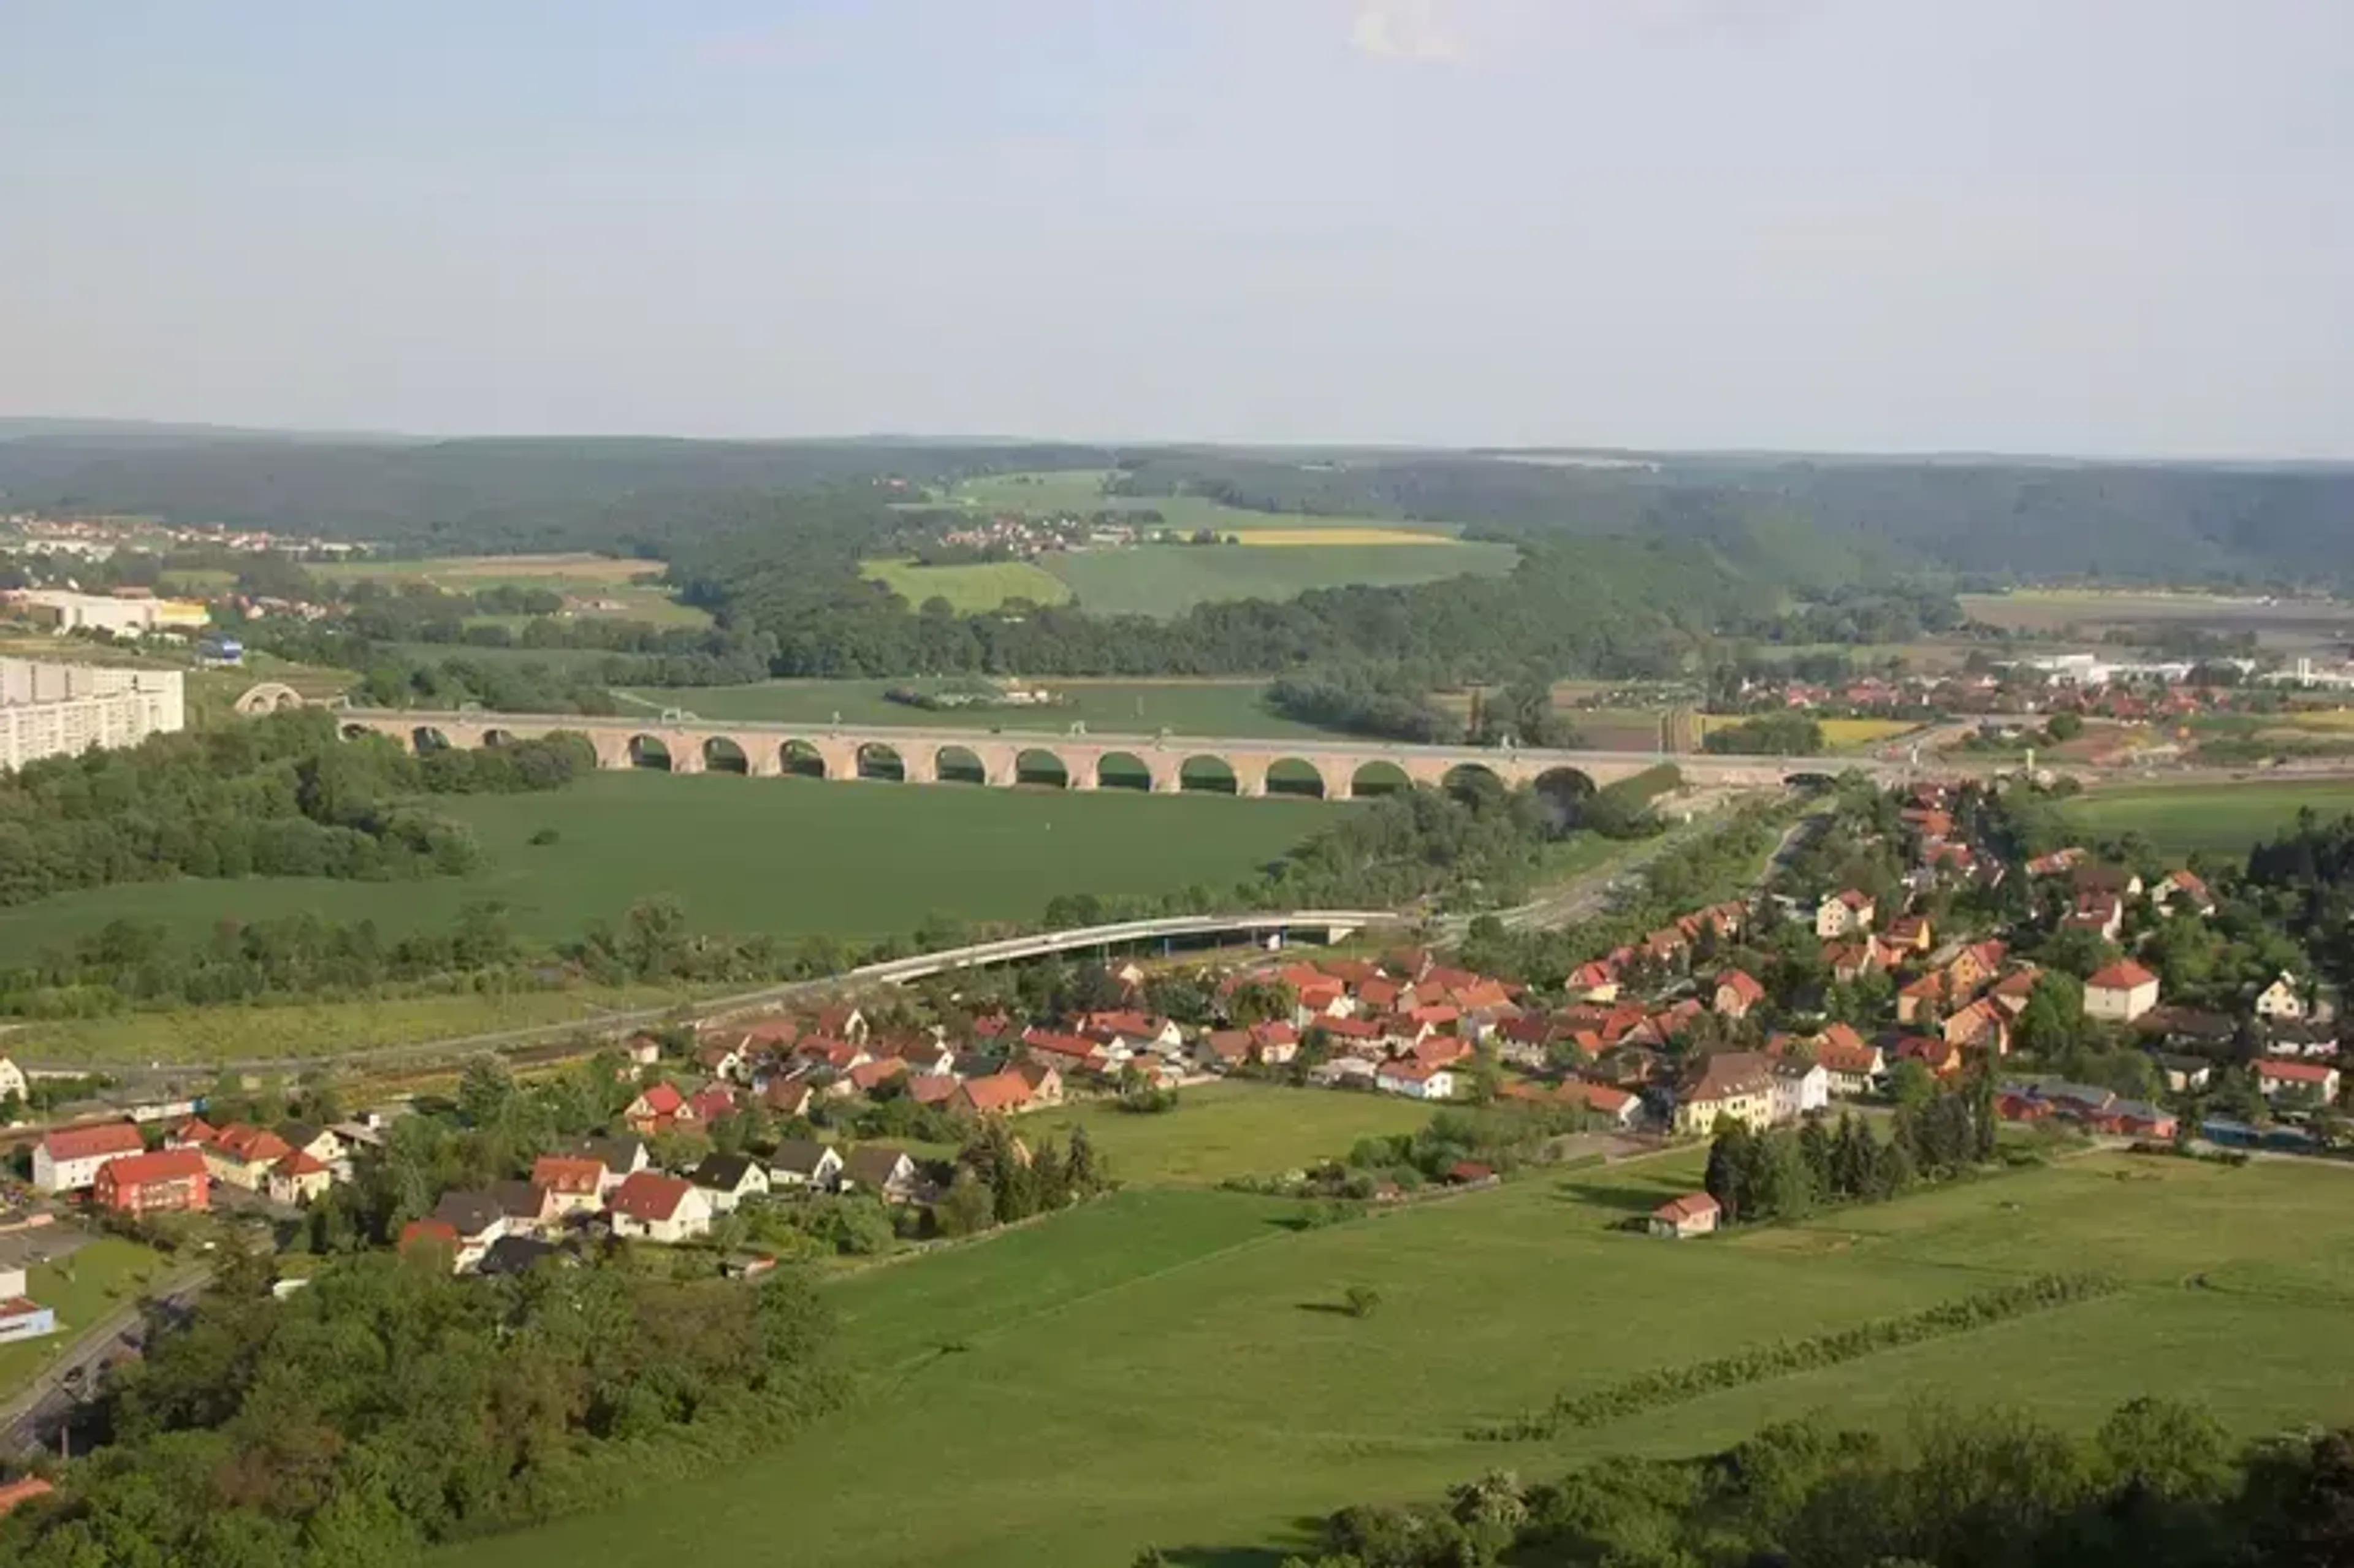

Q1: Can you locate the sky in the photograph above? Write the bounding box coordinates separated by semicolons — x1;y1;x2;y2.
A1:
3;0;2350;457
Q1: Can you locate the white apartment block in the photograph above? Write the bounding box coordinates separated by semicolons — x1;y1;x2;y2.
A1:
0;658;185;771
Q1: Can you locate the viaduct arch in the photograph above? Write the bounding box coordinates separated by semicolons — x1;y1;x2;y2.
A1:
339;707;1914;798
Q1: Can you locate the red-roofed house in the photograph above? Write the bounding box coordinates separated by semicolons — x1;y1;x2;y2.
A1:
608;1171;714;1244
398;1217;461;1267
1374;1058;1457;1100
623;1081;686;1136
2255;1058;2341;1102
1895;1036;1964;1079
93;1146;210;1216
1816;889;1876;938
2085;959;2162;1024
1648;1192;1721;1239
1558;1079;1642;1128
1895;973;1946;1025
266;1151;333;1207
954;1072;1037;1117
1249;1020;1301;1065
1943;999;2011;1056
1989;966;2043;1016
33;1122;145;1193
1712;969;1767;1019
1566;961;1621;1002
200;1124;295;1191
1808;1024;1885;1095
531;1155;608;1216
2154;869;2215;916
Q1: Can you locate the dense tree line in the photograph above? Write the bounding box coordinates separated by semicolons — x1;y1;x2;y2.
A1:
1267;668;1457;743
1243;1395;2348;1568
0;710;584;907
1704;1079;1998;1228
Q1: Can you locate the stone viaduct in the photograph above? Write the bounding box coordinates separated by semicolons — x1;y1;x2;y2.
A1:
333;707;1906;798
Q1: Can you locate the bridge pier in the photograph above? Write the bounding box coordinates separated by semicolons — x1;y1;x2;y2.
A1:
903;751;939;785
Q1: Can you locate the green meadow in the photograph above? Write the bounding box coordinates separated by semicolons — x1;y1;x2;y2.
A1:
0;771;1331;967
441;1149;2354;1568
2060;778;2354;854
1041;538;1521;618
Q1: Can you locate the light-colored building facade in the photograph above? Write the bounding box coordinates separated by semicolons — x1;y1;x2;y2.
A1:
0;658;185;772
8;590;208;637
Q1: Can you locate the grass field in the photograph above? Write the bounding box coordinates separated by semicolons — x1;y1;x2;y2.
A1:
0;772;1328;967
1;984;722;1068
1043;540;1519;618
442;1151;2354;1568
315;554;711;629
1018;1083;1433;1187
945;470;1430;536
0;1238;172;1392
1961;590;2354;651
613;677;1350;740
2061;778;2354;854
860;558;1073;613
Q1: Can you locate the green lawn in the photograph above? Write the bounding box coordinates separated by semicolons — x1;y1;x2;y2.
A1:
861;558;1073;613
0;772;1329;967
1019;1083;1433;1187
316;555;711;629
0;1238;173;1393
441;1151;2354;1568
1042;539;1520;618
612;677;1350;740
943;470;1428;536
2060;779;2354;854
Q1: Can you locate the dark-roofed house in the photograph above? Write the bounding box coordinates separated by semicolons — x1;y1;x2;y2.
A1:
490;1179;562;1235
840;1146;923;1203
568;1135;649;1192
769;1140;845;1190
478;1235;568;1278
688;1153;770;1212
427;1190;510;1271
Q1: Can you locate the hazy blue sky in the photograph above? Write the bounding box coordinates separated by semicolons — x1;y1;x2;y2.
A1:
4;1;2349;455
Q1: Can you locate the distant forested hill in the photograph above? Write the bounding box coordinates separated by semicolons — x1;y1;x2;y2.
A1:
0;433;1110;555
1111;450;2354;584
6;427;2344;583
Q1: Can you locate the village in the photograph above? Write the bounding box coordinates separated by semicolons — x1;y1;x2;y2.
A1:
0;770;2344;1303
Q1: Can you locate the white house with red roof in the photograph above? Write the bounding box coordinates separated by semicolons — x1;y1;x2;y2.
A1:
2255;1058;2341;1103
608;1171;714;1244
1374;1059;1457;1100
32;1121;145;1193
2085;959;2162;1023
1712;969;1767;1019
1815;889;1877;938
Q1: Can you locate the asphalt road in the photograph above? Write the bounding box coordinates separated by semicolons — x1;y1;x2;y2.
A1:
0;1265;211;1456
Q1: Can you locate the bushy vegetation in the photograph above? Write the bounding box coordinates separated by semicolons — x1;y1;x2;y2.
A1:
1269;1395;2344;1568
0;1245;845;1568
0;709;583;907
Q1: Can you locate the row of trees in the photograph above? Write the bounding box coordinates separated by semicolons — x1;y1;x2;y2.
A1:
1704;1083;1998;1227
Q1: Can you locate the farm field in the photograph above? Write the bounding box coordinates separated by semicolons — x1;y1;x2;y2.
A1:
0;1238;172;1393
0;772;1330;969
314;553;711;629
613;677;1351;740
1018;1083;1433;1187
860;557;1072;613
920;470;1520;616
1042;538;1520;618
1960;590;2354;651
3;984;723;1068
2060;778;2354;854
442;1151;2354;1568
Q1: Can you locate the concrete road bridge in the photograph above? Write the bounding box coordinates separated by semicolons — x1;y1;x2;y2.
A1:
335;707;1906;797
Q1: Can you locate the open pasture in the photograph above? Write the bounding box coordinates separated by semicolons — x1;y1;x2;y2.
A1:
2060;777;2354;854
0;771;1328;970
860;557;1072;613
440;1151;2354;1568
